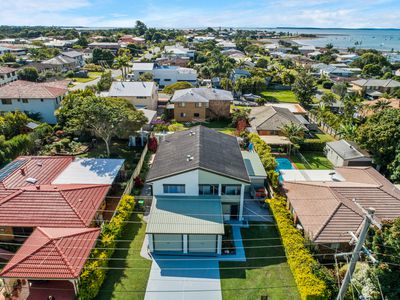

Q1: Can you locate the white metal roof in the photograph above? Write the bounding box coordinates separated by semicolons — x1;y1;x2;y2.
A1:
280;170;345;182
52;158;125;185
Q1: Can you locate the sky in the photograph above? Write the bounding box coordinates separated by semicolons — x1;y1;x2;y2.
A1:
1;0;400;29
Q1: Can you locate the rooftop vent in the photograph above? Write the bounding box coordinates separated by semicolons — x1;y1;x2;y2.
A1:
20;168;26;176
189;131;196;136
36;161;43;167
26;177;38;184
186;155;194;162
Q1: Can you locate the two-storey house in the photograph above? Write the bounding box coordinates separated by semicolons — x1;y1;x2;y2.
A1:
145;126;250;255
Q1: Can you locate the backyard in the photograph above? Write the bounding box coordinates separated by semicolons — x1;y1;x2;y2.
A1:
95;214;151;300
292;151;334;170
259;90;298;103
72;71;103;83
220;222;300;300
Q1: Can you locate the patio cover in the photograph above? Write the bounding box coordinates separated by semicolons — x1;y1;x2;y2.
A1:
146;196;224;235
241;151;267;178
260;135;292;145
0;227;100;279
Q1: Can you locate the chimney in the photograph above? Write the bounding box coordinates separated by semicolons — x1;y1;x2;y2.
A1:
35;185;40;190
20;168;26;176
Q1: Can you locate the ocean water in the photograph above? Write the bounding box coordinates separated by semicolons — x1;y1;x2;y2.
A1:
271;28;400;51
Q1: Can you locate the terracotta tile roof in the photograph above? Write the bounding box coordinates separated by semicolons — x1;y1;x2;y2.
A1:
0;227;100;279
0;80;68;99
0;156;74;189
283;167;400;243
0;66;16;74
0;184;110;227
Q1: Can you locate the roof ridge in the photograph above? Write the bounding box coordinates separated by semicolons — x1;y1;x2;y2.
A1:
52;238;77;277
313;202;342;241
0;190;24;206
59;190;87;227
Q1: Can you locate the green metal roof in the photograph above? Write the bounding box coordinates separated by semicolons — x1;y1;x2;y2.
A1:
241;151;267;178
146;196;224;235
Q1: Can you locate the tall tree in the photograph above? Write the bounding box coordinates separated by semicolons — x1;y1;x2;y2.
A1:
292;69;317;108
57;91;147;156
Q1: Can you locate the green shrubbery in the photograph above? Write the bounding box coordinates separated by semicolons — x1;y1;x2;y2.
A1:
78;195;136;300
248;133;277;171
299;139;327;152
268;195;333;299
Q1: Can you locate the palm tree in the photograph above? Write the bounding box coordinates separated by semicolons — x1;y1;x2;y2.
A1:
371;99;392;113
280;122;305;149
338;123;357;140
114;55;130;80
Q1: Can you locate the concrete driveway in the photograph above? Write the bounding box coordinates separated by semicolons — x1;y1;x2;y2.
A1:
144;256;222;300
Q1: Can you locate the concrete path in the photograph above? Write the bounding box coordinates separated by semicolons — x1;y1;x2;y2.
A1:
144;256;222;300
243;198;274;222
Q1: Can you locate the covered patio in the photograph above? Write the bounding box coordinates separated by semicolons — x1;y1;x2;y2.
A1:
259;135;292;154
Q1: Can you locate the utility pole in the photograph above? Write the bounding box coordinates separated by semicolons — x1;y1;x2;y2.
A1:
336;206;377;300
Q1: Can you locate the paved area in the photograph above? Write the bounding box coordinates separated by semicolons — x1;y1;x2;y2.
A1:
144;256;222;300
243;198;274;222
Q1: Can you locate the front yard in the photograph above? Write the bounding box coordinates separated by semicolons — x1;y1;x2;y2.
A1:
292;151;334;170
72;71;103;83
95;214;151;300
259;90;298;103
220;223;300;300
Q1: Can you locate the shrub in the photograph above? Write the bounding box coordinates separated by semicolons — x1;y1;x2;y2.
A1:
322;80;333;89
299;139;327;152
268;195;332;299
83;63;104;72
78;195;136;300
248;133;277;171
162;81;193;94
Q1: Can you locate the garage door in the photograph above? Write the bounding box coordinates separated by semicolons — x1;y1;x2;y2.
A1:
153;234;183;252
188;235;217;253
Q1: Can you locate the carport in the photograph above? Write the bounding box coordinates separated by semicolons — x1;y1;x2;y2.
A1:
146;196;225;255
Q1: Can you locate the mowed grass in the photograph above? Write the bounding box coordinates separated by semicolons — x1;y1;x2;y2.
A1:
260;90;298;103
292;151;334;170
72;71;103;83
95;214;151;300
220;223;300;300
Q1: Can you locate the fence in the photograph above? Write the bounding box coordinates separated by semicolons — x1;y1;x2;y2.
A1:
307;112;340;139
123;144;148;196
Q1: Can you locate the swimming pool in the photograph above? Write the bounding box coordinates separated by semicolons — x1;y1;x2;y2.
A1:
276;158;294;171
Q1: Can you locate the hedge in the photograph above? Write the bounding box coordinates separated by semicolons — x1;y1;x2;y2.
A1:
78;195;136;300
299;139;327;152
267;195;331;300
248;133;277;171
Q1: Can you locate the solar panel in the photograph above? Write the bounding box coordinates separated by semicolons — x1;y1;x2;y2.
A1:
0;160;27;181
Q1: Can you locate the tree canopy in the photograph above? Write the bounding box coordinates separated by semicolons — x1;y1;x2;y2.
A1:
57;90;147;156
292;69;317;108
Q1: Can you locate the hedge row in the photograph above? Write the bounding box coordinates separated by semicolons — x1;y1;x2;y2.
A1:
78;195;136;300
248;133;277;171
299;139;327;152
267;196;331;300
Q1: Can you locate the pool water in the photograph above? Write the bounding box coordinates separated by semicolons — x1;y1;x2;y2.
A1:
276;158;294;171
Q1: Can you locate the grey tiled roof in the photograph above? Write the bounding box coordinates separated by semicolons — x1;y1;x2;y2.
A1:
146;126;250;183
249;105;306;131
108;81;155;97
352;78;400;88
171;88;233;103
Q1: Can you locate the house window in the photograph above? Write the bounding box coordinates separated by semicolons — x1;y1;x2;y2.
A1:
221;184;241;196
163;184;185;194
180;113;186;117
199;184;219;195
1;99;12;105
40;99;44;102
195;103;202;108
22;99;29;103
194;113;200;117
137;96;147;99
164;79;171;82
178;102;186;107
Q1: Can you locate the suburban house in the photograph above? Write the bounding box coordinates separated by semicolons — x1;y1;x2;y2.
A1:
60;50;85;67
145;126;251;255
280;167;400;250
0;67;18;86
0;80;69;123
129;63;198;88
325;140;372;167
230;68;251;83
351;78;400;98
312;63;355;78
362;98;400;117
0;156;125;298
163;44;195;59
169;87;233;122
217;41;236;50
42;55;77;71
88;42;121;52
118;35;145;45
107;81;158;110
249;105;308;136
128;108;157;147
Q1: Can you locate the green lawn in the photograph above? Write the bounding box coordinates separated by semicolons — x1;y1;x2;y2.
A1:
72;71;103;83
220;223;300;300
95;214;151;300
259;90;298;103
292;151;334;170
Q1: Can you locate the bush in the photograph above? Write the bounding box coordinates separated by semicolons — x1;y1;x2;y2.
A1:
268;195;332;299
78;195;136;300
0;134;35;165
322;81;333;89
299;139;326;152
162;81;193;94
83;63;104;72
248;133;277;171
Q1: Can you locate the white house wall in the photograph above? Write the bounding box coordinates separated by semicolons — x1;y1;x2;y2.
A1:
152;170;199;196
